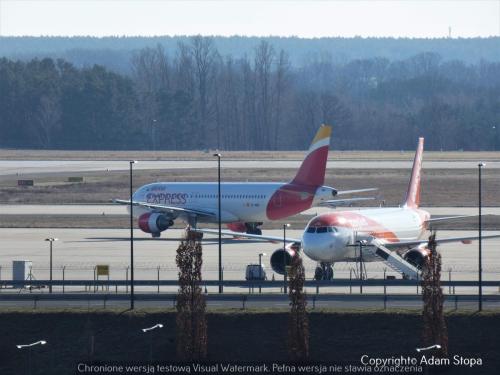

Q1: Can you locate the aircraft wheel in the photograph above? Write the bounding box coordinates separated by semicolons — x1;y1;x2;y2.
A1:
325;265;334;280
314;267;324;280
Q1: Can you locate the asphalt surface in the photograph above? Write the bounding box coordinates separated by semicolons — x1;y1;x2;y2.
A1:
2;159;500;176
1;228;499;296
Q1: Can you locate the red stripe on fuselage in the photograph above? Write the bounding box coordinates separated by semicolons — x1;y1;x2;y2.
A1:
308;211;401;243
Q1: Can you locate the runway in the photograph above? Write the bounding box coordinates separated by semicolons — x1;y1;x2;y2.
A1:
1;204;498;216
2;159;500;176
0;228;498;295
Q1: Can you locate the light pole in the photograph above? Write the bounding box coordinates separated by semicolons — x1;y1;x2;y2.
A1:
130;160;137;309
283;223;290;294
16;340;46;375
213;153;222;293
478;161;485;311
44;238;58;293
141;323;163;363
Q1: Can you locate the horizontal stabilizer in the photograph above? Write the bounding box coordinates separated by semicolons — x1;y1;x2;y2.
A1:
319;197;376;207
336;188;378;196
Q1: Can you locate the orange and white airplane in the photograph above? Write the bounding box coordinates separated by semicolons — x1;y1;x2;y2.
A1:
114;125;374;237
199;137;499;280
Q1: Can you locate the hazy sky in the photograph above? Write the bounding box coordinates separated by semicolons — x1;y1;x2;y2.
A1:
0;0;499;38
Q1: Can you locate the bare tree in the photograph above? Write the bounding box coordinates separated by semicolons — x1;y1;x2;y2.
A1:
421;232;448;358
34;95;61;149
288;252;309;362
254;40;275;149
273;50;290;149
175;235;207;360
191;35;217;148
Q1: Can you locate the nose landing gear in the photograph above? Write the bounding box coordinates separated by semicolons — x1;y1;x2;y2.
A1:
314;262;334;280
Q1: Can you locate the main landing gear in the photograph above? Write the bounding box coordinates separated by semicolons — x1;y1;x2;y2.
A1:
245;222;263;235
314;262;334;280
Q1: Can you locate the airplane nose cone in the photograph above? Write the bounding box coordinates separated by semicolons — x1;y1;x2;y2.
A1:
302;232;347;262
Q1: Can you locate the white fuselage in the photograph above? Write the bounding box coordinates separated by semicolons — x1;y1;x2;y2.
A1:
131;182;335;224
301;206;430;263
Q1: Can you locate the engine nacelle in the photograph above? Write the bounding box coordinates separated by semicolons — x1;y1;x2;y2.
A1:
227;222;247;233
138;213;173;234
403;247;430;270
270;245;298;275
227;222;262;235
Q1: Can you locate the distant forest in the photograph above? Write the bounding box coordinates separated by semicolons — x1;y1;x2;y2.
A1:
1;36;500;150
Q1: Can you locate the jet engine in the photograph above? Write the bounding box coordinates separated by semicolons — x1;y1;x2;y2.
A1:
138;213;174;236
227;222;263;235
226;222;247;233
269;243;300;275
403;247;430;270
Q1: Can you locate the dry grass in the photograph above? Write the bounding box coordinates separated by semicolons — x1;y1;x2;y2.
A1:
1;148;500;161
0;167;498;207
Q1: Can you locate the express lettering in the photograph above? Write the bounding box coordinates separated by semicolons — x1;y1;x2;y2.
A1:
146;192;188;205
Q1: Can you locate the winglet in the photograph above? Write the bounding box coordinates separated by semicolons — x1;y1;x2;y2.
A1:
291;124;332;186
404;137;424;208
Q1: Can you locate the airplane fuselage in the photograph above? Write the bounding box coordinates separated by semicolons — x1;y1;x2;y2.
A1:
302;206;431;262
131;182;336;223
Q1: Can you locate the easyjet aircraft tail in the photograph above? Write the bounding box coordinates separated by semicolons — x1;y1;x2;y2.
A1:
290;124;332;186
404;137;424;208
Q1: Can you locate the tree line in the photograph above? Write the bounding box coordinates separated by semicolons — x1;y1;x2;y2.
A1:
1;36;500;150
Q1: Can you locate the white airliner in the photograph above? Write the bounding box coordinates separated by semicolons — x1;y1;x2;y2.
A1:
113;125;374;237
198;138;500;280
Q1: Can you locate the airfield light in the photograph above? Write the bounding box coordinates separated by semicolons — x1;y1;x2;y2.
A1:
213;153;222;293
129;160;137;309
142;323;163;363
16;340;47;349
44;238;58;293
478;162;485;311
283;224;290;294
141;323;164;333
16;340;47;375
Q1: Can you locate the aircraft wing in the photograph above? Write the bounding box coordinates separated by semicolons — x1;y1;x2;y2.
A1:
112;199;215;217
381;234;500;249
336;188;378;196
320;197;376;207
193;228;302;243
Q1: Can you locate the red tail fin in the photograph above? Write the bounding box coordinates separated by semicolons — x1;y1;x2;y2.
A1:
291;124;331;186
404;137;424;208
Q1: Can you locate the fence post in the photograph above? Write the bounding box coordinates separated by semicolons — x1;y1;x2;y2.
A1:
157;266;160;294
62;266;66;294
349;268;352;294
93;266;97;293
454;295;458;310
448;268;452;294
125;267;129;293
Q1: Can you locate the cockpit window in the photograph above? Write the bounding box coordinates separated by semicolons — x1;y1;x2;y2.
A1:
306;227;316;233
327;226;337;232
316;227;328;233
